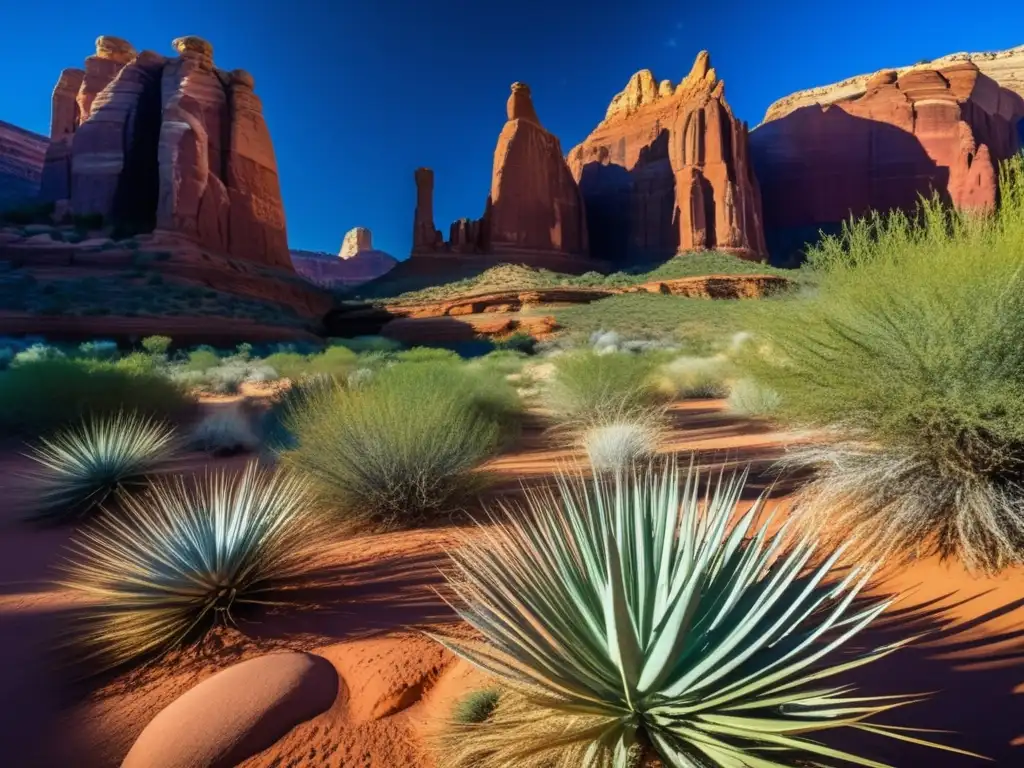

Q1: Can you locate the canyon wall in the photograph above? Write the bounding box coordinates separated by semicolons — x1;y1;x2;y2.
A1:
567;51;766;264
751;60;1024;262
0;121;48;210
39;35;290;269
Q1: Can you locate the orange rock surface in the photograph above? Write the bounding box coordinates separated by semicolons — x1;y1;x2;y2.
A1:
567;51;767;264
751;61;1024;260
40;35;291;270
411;83;591;267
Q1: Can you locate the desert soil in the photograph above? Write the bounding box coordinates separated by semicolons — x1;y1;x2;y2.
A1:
0;400;1021;766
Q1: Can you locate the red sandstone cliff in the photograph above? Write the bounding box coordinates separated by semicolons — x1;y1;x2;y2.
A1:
567;52;766;264
40;35;290;270
750;61;1024;260
411;83;589;267
0;121;48;210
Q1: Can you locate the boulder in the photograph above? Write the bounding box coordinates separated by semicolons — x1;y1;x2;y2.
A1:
751;60;1024;263
567;51;766;264
121;652;337;768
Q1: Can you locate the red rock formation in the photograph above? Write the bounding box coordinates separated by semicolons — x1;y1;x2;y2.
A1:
567;51;766;264
751;61;1024;261
40;35;290;269
291;227;397;288
411;82;589;266
0;120;48;209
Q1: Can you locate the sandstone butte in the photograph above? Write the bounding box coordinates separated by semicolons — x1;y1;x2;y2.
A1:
40;34;291;270
290;226;397;288
411;82;590;268
750;57;1024;260
566;51;767;265
0;120;48;211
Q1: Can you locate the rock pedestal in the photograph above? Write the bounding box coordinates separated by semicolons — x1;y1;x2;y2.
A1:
567;51;766;264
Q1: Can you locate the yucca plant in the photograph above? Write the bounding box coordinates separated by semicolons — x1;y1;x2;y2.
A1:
430;461;973;767
60;461;321;668
24;411;177;521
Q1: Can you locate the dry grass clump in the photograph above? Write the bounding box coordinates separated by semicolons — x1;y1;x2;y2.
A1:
60;462;321;668
543;350;664;423
726;377;782;417
579;414;664;473
282;361;518;528
746;155;1024;573
653;354;731;399
429;461;968;767
24;411;177;522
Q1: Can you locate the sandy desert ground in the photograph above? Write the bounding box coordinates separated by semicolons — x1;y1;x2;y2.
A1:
0;399;1022;767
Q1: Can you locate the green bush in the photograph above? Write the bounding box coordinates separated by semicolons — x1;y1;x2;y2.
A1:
115;351;160;375
329;335;403;354
261;351;310;380
746;155;1024;573
452;689;501;724
0;359;193;435
304;346;359;377
141;335;172;356
653;354;732;399
396;347;461;364
544;350;664;424
184;348;221;372
282;361;511;527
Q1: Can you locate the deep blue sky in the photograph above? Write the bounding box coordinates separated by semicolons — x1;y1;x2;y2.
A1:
3;1;1023;258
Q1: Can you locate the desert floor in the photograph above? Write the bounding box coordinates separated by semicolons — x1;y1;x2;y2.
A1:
1;399;1022;767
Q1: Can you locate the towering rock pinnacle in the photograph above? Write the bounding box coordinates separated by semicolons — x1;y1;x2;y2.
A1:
567;50;766;264
38;34;291;269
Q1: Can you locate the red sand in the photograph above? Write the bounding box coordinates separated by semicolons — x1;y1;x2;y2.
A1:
0;401;1021;766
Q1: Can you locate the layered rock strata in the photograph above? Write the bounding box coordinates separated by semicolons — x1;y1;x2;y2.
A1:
567;51;767;263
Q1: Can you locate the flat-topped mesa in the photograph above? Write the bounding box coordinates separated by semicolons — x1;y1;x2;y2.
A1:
38;34;291;270
411;81;589;267
750;58;1024;262
567;50;766;264
340;226;373;258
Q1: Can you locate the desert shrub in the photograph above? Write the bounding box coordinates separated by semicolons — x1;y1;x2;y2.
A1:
184;347;221;372
188;406;260;455
430;461;965;767
543;350;664;424
201;364;248;394
726;377;782;417
396;346;461;364
141;335;172;357
262;374;342;453
453;689;501;725
77;340;120;361
304;345;359;377
493;331;536;354
282;362;506;527
262;351;310;380
24;412;176;522
329;335;403;354
60;462;320;667
11;343;65;367
115;351;160;375
580;417;662;473
0;359;192;435
745;157;1024;572
654;354;731;399
245;364;280;383
470;349;528;377
235;342;253;360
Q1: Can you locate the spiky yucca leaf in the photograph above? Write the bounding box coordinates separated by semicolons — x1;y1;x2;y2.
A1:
431;461;977;768
60;461;320;668
24;411;177;521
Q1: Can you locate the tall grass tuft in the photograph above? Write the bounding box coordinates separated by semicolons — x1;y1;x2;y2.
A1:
60;462;321;668
24;411;177;522
282;361;517;527
745;154;1024;572
429;460;973;767
543;350;664;423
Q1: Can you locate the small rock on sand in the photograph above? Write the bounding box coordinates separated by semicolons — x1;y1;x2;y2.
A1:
122;651;338;768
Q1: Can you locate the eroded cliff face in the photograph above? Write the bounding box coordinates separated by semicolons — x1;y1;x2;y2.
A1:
411;82;589;267
567;51;767;264
751;60;1024;262
40;35;290;269
0;121;48;210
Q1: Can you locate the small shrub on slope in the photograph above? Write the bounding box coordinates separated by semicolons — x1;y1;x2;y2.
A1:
654;355;731;399
746;155;1024;573
430;461;973;768
60;462;320;668
0;359;192;435
543;350;664;424
24;412;176;522
283;361;512;527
